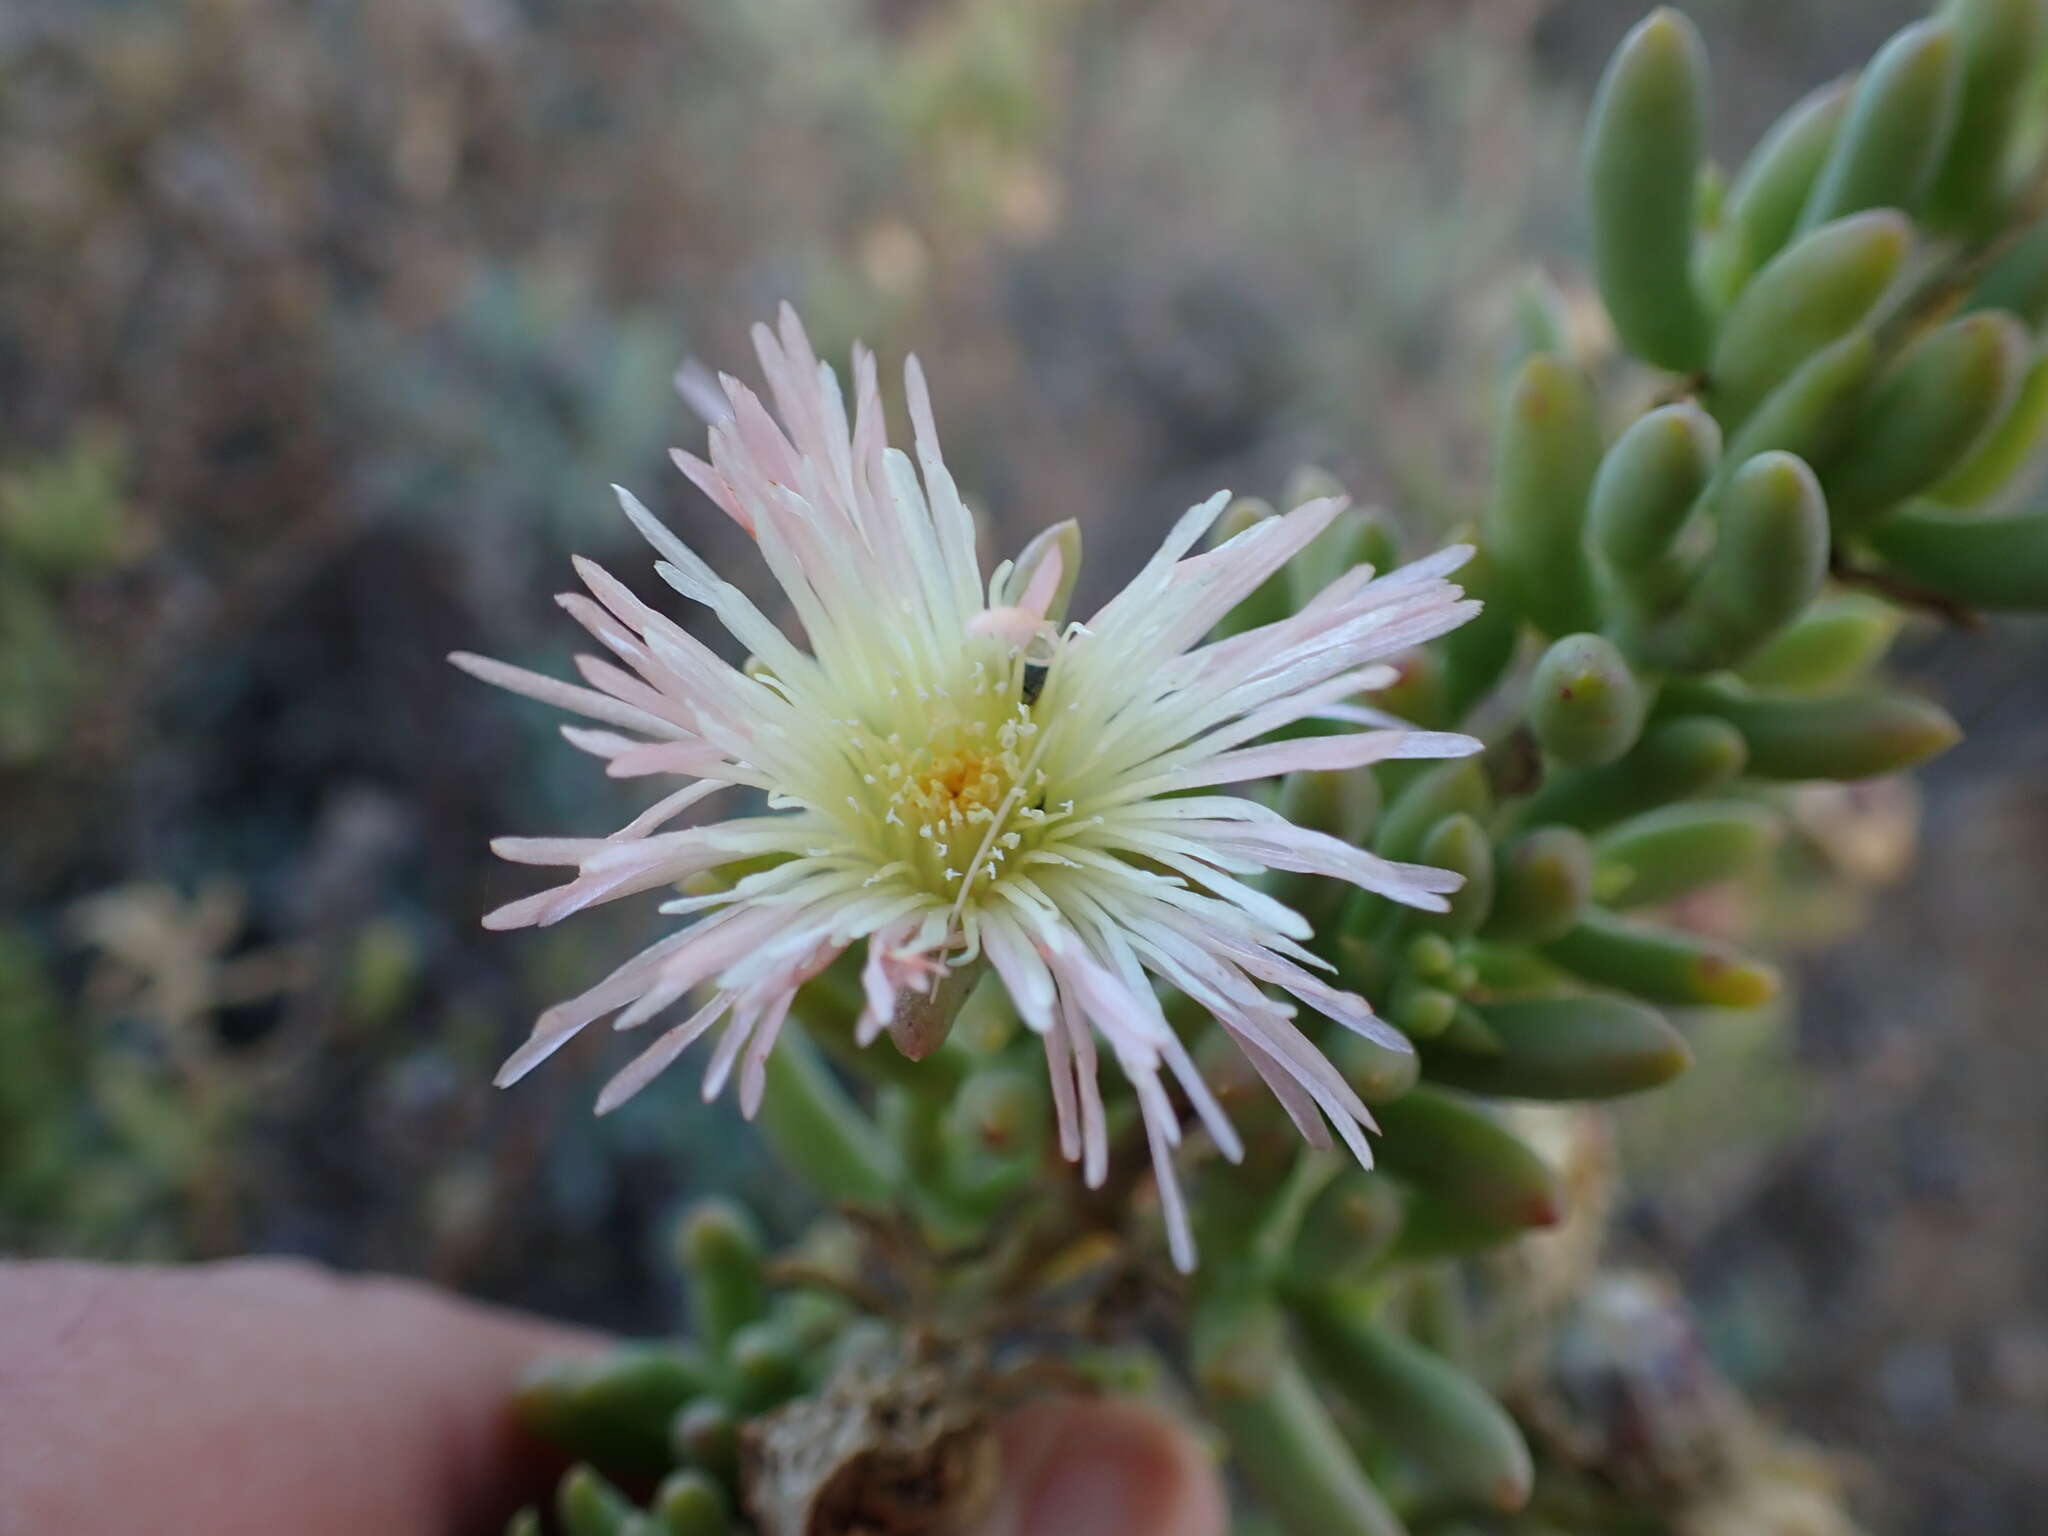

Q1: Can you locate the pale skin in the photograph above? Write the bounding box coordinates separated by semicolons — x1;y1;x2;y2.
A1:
0;1260;1226;1536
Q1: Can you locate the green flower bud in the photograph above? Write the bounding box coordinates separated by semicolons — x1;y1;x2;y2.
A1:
559;1465;638;1536
1376;758;1491;862
1929;353;2048;506
680;1200;768;1357
1737;592;1902;692
1518;716;1748;831
1416;813;1495;936
1662;676;1961;779
1824;311;2028;531
1529;634;1648;767
1483;827;1595;944
652;1469;732;1536
1200;1326;1407;1536
1424;994;1692;1100
1485;354;1604;638
1971;213;2048;328
1651;451;1829;671
1924;0;2043;235
1293;1294;1535;1513
1711;211;1910;426
518;1345;717;1474
1290;1169;1406;1287
1594;800;1784;908
1723;329;1879;471
1373;1086;1564;1236
1866;501;2048;609
1700;79;1853;308
671;1396;739;1480
1584;10;1715;371
1798;20;1960;232
1543;908;1779;1008
1438;540;1522;720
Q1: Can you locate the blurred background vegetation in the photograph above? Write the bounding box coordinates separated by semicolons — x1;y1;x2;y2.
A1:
2;1;2042;1530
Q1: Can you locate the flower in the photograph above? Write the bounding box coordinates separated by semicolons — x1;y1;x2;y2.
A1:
456;306;1481;1269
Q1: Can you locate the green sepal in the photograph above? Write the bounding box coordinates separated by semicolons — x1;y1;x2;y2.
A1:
1593;800;1784;907
1485;354;1604;637
1660;675;1961;779
1823;310;2028;531
1865;500;2048;609
1515;716;1747;832
1527;633;1648;767
1797;20;1960;232
1584;9;1715;370
1710;211;1910;427
1292;1292;1535;1514
1423;994;1692;1100
1736;591;1902;693
1481;827;1595;945
1700;78;1852;308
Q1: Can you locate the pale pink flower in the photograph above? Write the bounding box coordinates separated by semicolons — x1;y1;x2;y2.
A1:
457;306;1481;1269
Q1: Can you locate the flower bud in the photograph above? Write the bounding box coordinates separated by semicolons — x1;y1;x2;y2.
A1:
1584;9;1714;371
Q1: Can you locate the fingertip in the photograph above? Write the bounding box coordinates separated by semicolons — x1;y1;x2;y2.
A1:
979;1397;1228;1536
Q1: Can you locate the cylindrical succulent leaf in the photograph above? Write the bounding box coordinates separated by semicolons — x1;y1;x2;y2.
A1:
1293;1292;1535;1513
1542;907;1780;1008
1823;310;2029;530
1518;715;1748;831
1376;758;1491;863
1290;1169;1407;1287
1971;213;2048;328
757;1025;897;1208
1651;450;1830;671
1424;994;1692;1100
1723;329;1880;471
1528;634;1648;767
518;1346;718;1474
671;1396;739;1480
1485;354;1604;637
1329;1027;1422;1104
1416;813;1495;936
680;1200;768;1358
1737;591;1902;693
1438;540;1522;720
559;1465;640;1536
653;1470;733;1536
1483;827;1595;944
1701;79;1853;307
1797;20;1961;232
1594;800;1784;907
1924;0;2043;235
1372;1086;1564;1236
1584;9;1715;370
1866;501;2048;609
1663;676;1962;779
1711;212;1910;426
1590;402;1721;617
1928;353;2048;505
